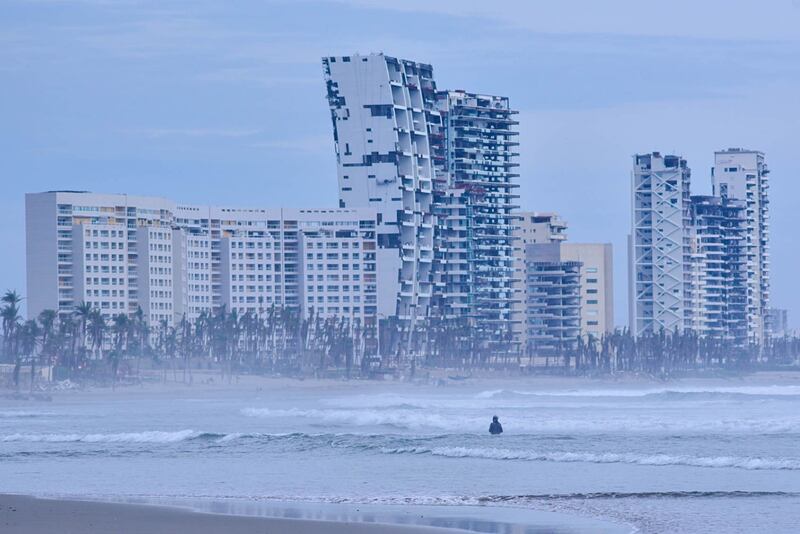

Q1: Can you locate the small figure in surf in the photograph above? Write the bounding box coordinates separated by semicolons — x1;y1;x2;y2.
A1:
489;415;503;435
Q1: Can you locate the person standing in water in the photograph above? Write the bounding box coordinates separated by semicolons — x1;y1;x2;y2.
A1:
489;415;503;435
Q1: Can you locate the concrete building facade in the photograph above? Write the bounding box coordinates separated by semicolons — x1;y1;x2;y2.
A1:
561;243;614;339
322;53;436;343
630;152;692;337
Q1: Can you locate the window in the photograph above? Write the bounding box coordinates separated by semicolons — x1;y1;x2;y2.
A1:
586;278;598;284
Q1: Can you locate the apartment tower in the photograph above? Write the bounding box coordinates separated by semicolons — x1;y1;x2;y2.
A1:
630;152;692;336
711;148;770;343
431;90;520;353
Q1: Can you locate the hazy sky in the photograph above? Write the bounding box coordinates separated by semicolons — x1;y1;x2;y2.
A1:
3;0;799;327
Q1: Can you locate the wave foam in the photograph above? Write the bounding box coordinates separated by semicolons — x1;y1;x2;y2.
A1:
477;385;800;400
0;411;53;419
242;407;464;430
0;430;204;444
242;407;800;434
380;446;800;470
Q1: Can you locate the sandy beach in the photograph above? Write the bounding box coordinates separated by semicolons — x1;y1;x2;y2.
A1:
0;495;470;534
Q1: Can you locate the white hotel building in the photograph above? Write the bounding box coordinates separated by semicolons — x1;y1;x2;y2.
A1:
25;191;379;330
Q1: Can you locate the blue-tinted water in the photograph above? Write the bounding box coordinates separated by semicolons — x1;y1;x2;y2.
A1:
2;378;800;532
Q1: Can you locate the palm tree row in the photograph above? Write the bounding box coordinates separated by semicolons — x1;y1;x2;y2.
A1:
2;287;799;388
524;327;800;377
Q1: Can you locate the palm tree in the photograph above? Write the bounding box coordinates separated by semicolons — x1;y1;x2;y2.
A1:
87;310;106;362
74;301;92;356
2;289;22;363
34;309;57;391
109;313;130;388
18;320;40;392
131;307;148;380
15;319;39;391
177;314;193;383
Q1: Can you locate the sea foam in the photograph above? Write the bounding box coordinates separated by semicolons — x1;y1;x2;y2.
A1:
379;446;800;470
0;430;203;443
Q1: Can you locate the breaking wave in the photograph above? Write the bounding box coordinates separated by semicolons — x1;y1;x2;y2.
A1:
379;446;800;470
241;407;800;434
4;429;797;471
476;385;800;400
0;430;208;444
0;411;53;419
241;407;465;430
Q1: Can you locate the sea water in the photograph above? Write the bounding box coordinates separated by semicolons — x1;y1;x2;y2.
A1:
1;378;799;533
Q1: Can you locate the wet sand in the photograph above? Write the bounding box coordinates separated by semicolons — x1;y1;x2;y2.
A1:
0;495;468;534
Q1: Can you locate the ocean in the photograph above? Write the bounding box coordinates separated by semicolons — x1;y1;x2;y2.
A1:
2;377;799;533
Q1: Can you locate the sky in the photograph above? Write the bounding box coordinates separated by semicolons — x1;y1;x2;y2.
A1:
2;0;799;327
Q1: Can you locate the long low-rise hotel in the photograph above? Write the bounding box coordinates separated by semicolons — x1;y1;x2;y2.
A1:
26;191;380;330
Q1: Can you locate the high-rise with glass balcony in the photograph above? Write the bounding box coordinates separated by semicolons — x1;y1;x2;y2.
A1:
711;148;771;344
430;90;520;354
687;195;748;344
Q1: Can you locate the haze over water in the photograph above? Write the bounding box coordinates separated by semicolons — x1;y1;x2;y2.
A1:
2;377;800;533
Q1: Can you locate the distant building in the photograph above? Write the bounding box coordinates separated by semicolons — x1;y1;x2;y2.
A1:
712;149;771;343
524;243;582;357
561;243;614;339
687;195;748;344
430;90;520;353
25;192;379;334
514;213;613;347
768;308;789;338
512;212;568;346
516;212;568;244
629;149;771;345
629;152;692;337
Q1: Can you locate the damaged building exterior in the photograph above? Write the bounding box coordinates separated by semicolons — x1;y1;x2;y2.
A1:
322;54;520;357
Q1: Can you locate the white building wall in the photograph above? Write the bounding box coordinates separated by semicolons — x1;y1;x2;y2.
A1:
25;193;60;319
220;232;280;316
26;193;380;333
180;230;213;321
72;223;129;320
562;243;614;338
137;226;175;326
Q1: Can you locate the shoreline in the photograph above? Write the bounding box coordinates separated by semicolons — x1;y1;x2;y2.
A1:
3;368;800;400
0;494;628;534
0;494;467;534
